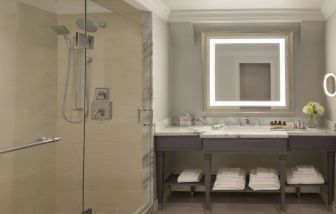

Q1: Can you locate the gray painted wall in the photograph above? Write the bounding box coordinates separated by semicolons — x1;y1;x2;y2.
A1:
163;21;327;187
326;13;336;121
153;15;170;122
168;21;326;117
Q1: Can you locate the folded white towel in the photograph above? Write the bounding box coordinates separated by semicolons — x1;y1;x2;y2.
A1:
249;183;280;191
250;169;278;179
213;185;245;190
215;177;244;183
249;168;280;190
214;179;245;186
293;171;319;176
296;165;316;173
213;168;246;190
213;184;245;190
286;168;324;185
217;168;241;176
217;169;246;179
177;169;203;183
213;182;246;190
255;168;278;178
249;178;279;184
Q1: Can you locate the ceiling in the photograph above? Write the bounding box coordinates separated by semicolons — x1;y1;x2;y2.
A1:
19;0;110;14
161;0;327;10
17;0;336;22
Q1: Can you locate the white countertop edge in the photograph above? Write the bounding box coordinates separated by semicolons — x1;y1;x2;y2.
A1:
200;134;288;139
154;132;199;136
155;126;336;137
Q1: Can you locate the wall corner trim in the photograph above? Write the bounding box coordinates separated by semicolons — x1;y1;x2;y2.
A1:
124;0;170;21
321;0;336;19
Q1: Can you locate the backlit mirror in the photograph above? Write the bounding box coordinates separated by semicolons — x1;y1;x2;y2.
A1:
203;33;293;113
323;73;336;97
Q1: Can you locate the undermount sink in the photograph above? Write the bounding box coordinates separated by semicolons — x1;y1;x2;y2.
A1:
223;125;271;130
189;125;307;135
190;125;271;133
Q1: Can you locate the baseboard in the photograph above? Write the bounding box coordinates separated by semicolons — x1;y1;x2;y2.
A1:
153;200;159;213
332;201;336;212
321;190;328;205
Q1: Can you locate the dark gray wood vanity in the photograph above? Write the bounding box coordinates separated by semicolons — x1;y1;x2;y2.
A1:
155;132;336;213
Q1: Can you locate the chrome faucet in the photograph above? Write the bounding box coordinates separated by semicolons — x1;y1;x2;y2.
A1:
92;109;105;119
245;118;250;126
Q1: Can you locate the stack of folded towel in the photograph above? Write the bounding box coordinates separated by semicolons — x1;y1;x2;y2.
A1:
249;168;280;191
213;168;246;190
287;165;324;184
177;169;203;183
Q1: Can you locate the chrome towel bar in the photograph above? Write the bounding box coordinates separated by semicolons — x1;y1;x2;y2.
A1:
0;137;62;155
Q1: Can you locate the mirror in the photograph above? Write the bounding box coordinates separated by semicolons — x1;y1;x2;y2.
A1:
203;33;293;113
323;73;336;97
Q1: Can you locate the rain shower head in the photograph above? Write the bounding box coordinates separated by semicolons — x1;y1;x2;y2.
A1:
76;18;98;33
51;25;70;35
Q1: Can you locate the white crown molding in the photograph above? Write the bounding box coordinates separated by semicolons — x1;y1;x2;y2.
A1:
321;0;336;19
168;9;325;23
124;0;170;20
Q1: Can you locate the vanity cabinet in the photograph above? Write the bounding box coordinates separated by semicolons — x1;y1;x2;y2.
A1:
288;135;336;211
155;136;203;207
155;134;336;213
203;138;287;152
155;136;202;151
289;136;336;151
202;138;287;212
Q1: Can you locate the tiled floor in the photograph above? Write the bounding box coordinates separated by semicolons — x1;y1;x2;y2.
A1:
158;192;334;214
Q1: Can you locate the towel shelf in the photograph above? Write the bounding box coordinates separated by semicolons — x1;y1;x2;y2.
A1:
0;137;62;155
164;173;205;187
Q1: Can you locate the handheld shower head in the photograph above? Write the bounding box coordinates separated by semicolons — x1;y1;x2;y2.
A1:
51;25;70;35
51;25;72;47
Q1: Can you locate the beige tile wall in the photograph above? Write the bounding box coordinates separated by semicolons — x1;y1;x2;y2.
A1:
0;2;57;214
54;14;84;214
0;2;148;213
56;12;147;213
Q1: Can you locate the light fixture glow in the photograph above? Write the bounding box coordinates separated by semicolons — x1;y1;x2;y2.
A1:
209;37;287;107
323;73;336;97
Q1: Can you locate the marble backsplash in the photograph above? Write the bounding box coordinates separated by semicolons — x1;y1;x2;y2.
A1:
156;116;336;131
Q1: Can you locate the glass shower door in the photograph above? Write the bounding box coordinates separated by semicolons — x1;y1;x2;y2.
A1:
0;1;86;214
83;0;154;213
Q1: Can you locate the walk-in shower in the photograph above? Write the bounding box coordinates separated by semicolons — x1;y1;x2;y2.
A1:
52;19;105;123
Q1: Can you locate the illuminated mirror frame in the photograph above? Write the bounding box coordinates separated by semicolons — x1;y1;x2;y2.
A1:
203;32;293;114
323;73;336;97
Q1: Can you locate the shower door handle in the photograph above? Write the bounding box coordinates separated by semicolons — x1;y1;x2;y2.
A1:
0;137;62;155
138;107;153;126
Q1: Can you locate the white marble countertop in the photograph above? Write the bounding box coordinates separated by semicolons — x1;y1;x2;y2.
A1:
155;125;336;138
154;127;200;136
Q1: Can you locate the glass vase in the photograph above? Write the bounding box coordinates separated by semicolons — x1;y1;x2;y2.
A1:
308;114;318;128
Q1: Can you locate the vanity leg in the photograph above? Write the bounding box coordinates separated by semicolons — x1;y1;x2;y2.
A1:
279;154;287;214
156;151;165;209
295;187;301;200
191;186;195;197
204;153;212;211
327;152;335;212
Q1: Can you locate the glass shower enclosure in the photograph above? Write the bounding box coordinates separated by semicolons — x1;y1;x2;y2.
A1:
0;0;153;213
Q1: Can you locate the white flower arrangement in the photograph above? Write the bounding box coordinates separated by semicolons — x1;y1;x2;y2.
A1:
302;101;325;116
